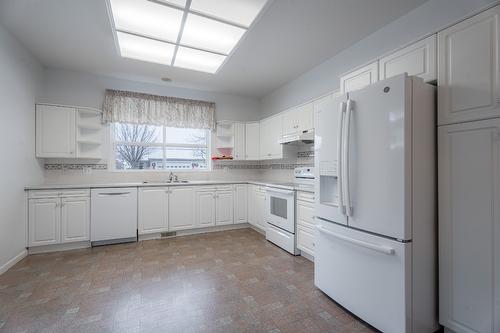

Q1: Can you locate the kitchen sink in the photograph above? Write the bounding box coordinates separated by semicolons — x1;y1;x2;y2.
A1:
142;180;189;184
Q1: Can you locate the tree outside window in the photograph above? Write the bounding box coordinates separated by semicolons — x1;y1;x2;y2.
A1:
113;123;210;170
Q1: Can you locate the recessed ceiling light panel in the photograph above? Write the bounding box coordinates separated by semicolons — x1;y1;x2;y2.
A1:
117;32;176;65
110;0;183;42
190;0;267;27
174;46;226;73
181;14;246;54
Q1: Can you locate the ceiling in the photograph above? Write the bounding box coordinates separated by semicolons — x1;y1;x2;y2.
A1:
0;0;428;98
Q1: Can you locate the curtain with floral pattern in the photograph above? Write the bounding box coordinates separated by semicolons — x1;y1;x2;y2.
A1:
103;89;215;130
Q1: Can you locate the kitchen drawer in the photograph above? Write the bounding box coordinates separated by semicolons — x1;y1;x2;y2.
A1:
297;191;314;203
28;189;90;198
297;200;315;228
196;186;217;192
216;185;233;191
297;225;315;256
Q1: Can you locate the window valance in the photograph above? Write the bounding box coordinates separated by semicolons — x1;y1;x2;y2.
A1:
103;89;216;130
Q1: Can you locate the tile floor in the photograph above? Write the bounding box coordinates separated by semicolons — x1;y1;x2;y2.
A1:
0;228;375;333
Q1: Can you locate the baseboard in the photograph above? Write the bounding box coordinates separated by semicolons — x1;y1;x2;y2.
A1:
139;223;252;241
28;241;90;254
0;249;28;275
175;223;250;237
300;251;314;262
249;225;266;235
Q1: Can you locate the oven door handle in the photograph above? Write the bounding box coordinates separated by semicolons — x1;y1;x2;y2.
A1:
265;187;294;195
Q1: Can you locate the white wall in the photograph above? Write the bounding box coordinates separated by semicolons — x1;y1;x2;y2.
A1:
39;68;261;122
261;0;499;117
0;23;44;271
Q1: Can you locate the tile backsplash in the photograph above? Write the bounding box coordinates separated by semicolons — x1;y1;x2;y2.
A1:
42;148;315;184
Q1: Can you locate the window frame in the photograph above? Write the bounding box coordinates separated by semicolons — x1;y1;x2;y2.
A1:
109;123;212;172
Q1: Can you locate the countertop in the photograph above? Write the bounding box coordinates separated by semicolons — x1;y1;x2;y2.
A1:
25;180;315;193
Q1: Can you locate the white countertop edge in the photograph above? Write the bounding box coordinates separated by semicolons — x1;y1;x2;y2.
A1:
25;181;314;193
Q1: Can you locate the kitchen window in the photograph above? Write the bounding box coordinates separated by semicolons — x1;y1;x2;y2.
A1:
111;123;210;171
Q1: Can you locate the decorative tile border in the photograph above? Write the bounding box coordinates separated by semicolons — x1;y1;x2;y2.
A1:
297;151;314;158
45;163;108;171
212;163;313;170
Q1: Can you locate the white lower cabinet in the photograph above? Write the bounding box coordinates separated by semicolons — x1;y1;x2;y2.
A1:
29;198;60;246
296;192;316;257
28;191;90;247
169;187;196;231
216;189;234;226
439;118;500;333
254;187;267;230
138;187;169;235
61;197;90;243
196;188;216;228
233;184;247;224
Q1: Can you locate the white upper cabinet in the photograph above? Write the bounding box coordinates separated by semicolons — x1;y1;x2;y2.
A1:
233;184;247;224
216;190;234;225
245;122;260;160
260;114;283;159
340;61;379;93
438;5;500;125
138;187;169;235
60;196;90;243
233;122;246;160
296;103;314;132
282;103;314;137
196;189;216;228
380;34;437;82
36;104;103;159
169;187;196;231
36;104;76;158
438;118;500;333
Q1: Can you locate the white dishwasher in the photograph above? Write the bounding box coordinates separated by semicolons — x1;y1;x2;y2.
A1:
91;187;138;246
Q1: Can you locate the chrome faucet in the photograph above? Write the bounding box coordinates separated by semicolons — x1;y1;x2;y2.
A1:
168;172;178;182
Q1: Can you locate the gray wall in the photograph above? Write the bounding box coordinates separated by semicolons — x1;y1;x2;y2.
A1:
39;69;262;122
0;23;44;271
261;0;498;117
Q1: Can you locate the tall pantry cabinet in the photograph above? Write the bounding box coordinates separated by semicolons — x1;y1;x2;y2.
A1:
438;5;500;333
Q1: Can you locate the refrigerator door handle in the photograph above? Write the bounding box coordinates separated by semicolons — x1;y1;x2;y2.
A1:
316;226;395;255
343;99;353;216
337;101;346;215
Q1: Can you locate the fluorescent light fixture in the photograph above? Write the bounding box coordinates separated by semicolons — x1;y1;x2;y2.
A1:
107;0;269;73
110;0;183;42
154;0;187;8
181;14;246;54
117;32;176;65
190;0;267;27
174;46;226;73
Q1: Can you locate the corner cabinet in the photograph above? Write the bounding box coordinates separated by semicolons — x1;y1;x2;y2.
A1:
233;184;248;224
438;5;500;125
438;118;500;333
245;122;260;160
233;122;246;160
340;61;379;93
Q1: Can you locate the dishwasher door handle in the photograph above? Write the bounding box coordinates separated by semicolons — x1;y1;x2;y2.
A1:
98;192;131;196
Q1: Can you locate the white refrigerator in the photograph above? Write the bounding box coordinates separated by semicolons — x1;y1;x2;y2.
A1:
314;74;438;333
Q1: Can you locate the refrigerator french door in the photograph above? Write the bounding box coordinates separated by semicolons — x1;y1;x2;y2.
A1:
314;74;438;333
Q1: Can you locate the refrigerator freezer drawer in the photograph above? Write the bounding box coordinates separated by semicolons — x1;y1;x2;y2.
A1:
266;223;297;255
314;220;411;333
